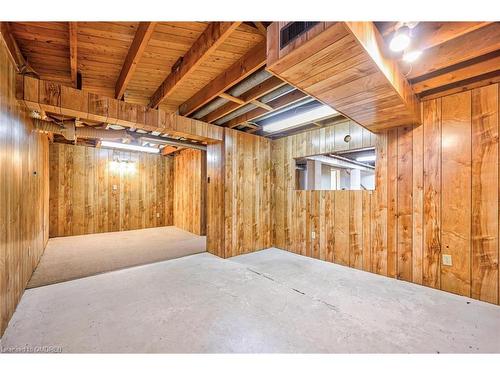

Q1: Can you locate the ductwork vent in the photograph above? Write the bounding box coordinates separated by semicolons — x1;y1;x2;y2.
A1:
33;119;76;141
280;22;319;49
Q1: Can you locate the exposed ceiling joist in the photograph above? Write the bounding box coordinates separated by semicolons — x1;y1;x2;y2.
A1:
68;22;78;88
250;99;273;111
201;75;285;123
409;22;491;51
219;92;245;105
149;22;241;108
253;22;267;36
378;22;491;50
225;89;308;128
0;22;36;75
407;22;500;79
115;22;157;99
419;70;500;100
411;51;500;94
179;40;267;116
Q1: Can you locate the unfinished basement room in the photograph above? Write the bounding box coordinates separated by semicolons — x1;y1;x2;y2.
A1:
1;2;500;368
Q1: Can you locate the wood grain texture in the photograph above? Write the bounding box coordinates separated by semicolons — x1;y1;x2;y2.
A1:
471;84;499;304
407;23;500;80
149;22;240;108
179;40;267;116
372;128;388;275
205;128;272;258
441;91;472;297
266;21;421;132
387;128;398;278
115;22;156;99
397;126;413;281
271;83;500;305
223;129;272;257
17;76;224;142
422;99;442;289
0;38;49;336
68;22;78;87
334;190;350;265
412;113;424;284
49;143;174;237
6;22;265;113
174;148;207;235
206;141;224;257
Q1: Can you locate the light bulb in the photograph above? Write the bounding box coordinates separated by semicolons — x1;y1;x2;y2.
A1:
403;49;422;63
390;26;410;52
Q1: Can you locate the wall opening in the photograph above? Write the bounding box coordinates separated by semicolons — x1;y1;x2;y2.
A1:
295;147;375;191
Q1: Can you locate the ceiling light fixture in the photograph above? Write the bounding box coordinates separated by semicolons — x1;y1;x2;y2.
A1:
356;155;376;162
402;49;422;63
262;105;338;133
389;25;410;52
101;140;159;154
109;159;136;174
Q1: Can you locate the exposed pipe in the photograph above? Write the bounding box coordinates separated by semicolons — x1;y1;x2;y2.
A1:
33;119;131;141
77;126;130;141
136;134;207;151
33;119;206;152
33;119;76;140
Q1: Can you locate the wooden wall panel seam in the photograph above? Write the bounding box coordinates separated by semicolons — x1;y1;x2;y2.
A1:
270;83;500;305
49;143;174;237
1;38;49;336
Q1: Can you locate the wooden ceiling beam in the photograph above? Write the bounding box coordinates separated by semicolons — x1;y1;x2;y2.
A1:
161;145;183;155
408;22;500;79
0;22;35;74
250;99;273;111
410;22;491;52
419;70;500;101
253;22;267;36
201;75;285;123
412;51;500;94
179;40;267;116
17;75;224;142
115;22;157;99
219;92;245;105
68;22;78;88
149;22;241;108
378;22;491;50
225;89;307;128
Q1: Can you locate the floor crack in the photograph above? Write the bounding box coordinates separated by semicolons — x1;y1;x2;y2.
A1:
247;267;339;313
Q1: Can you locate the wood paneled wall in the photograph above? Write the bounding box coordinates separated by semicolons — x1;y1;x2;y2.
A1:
272;84;500;305
206;129;272;258
206;141;225;257
272;120;374;263
224;129;272;257
49;143;174;237
1;39;49;336
173;148;207;235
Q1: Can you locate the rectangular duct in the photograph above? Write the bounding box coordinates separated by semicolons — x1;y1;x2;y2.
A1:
280;22;319;49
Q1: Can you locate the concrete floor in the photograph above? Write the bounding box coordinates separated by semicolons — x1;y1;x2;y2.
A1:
2;248;499;353
28;226;206;288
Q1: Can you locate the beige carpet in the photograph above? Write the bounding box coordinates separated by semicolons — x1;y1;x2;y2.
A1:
27;226;206;288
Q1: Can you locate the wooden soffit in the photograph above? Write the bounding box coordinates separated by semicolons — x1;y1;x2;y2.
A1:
16;75;223;143
266;21;421;132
